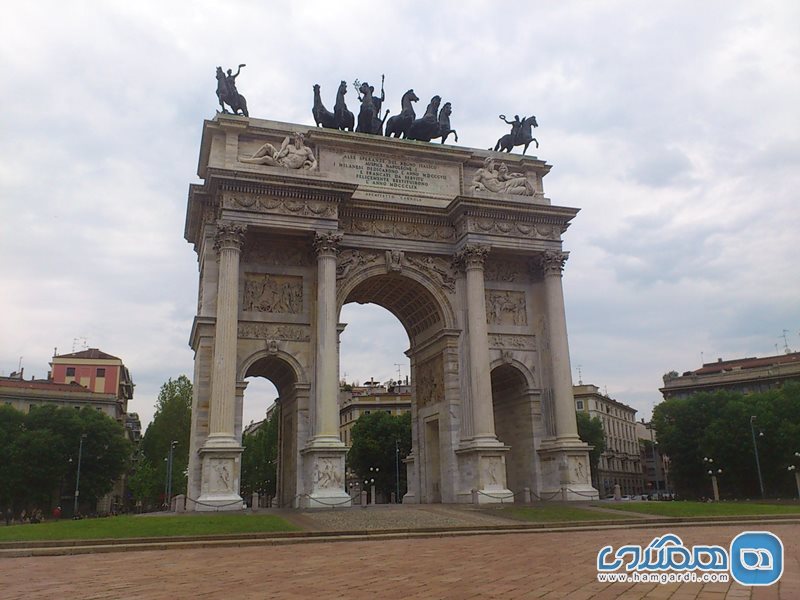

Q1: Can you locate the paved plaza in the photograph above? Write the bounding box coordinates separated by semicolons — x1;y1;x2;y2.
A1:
0;522;797;599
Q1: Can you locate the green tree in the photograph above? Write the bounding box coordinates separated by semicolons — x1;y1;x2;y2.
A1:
133;375;193;507
241;410;279;500
0;404;25;509
652;383;800;499
576;411;606;491
1;404;130;513
348;411;412;501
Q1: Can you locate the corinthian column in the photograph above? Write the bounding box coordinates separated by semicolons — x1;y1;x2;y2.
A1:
207;221;247;446
540;250;580;441
311;231;344;446
457;244;499;445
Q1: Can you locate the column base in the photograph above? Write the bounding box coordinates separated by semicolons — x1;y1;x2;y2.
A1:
455;444;514;504
194;445;244;511
537;438;599;501
300;444;351;509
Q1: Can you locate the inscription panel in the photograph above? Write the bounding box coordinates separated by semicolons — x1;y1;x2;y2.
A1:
320;149;460;197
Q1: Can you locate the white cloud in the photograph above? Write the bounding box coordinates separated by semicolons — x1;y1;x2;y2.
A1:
2;0;799;429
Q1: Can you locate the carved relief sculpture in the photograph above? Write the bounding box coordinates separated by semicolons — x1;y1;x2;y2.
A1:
240;132;317;170
313;458;343;489
386;249;404;272
472;157;533;196
415;354;444;408
243;274;303;313
406;254;456;292
336;249;381;279
485;289;527;326
238;323;311;341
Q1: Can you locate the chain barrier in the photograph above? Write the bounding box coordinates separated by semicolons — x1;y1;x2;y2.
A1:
184;497;247;510
565;487;599;499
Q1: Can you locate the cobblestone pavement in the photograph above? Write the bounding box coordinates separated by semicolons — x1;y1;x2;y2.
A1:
1;523;797;599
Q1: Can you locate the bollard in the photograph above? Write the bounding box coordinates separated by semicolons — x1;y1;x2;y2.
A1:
251;492;259;510
174;494;186;513
472;488;479;504
360;490;368;507
523;487;531;504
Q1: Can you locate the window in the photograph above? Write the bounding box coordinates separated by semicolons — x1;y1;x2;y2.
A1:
576;400;584;410
66;367;76;376
96;368;106;377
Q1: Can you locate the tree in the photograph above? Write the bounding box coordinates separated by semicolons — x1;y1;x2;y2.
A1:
0;404;130;513
652;383;800;499
132;375;193;507
241;410;279;500
576;411;606;491
348;411;412;501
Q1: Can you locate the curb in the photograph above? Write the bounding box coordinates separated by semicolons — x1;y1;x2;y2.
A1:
2;515;799;558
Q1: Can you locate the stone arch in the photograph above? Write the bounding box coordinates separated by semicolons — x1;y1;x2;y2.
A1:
490;363;539;495
238;348;310;507
337;263;459;503
336;262;456;347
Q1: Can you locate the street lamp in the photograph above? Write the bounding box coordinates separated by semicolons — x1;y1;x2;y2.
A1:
395;439;401;504
703;457;722;501
73;433;87;518
366;466;379;505
165;440;178;510
750;416;766;499
788;452;800;500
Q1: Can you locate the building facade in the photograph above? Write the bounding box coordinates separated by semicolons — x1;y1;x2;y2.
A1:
635;420;671;498
660;352;800;400
339;380;412;447
574;384;644;497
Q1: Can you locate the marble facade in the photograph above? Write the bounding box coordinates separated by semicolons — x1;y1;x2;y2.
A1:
184;115;597;510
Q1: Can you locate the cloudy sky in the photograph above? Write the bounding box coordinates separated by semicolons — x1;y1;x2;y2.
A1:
2;1;798;430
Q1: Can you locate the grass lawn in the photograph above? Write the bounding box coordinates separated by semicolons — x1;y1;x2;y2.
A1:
0;513;298;542
596;501;800;518
499;505;632;522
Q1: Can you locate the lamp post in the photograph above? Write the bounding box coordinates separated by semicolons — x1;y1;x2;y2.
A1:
73;434;87;518
788;452;800;500
703;457;722;501
395;439;400;504
365;466;379;505
750;416;765;498
165;440;178;510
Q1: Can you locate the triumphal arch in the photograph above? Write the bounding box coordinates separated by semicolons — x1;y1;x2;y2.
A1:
184;114;598;509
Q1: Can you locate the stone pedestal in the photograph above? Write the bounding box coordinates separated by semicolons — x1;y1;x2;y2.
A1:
301;448;351;508
402;453;418;504
195;448;245;511
537;439;599;501
456;448;514;504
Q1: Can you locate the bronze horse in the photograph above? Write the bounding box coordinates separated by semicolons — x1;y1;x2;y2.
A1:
406;96;457;143
312;84;338;128
494;115;539;154
385;89;419;138
216;66;248;117
334;81;354;131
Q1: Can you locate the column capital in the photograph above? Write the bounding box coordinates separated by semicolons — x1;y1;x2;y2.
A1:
214;221;247;253
539;250;569;276
454;244;491;271
313;231;343;258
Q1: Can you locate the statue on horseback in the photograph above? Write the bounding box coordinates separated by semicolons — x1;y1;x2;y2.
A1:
493;114;538;155
216;64;248;117
313;81;354;131
406;96;458;143
353;76;388;135
385;89;419;138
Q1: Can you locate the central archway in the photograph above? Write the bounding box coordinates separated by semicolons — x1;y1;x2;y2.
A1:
339;268;457;503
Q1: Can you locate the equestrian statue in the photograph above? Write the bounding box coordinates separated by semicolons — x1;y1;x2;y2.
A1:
493;114;538;154
354;76;389;135
216;64;248;117
385;89;419;138
406;96;458;143
312;81;354;131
